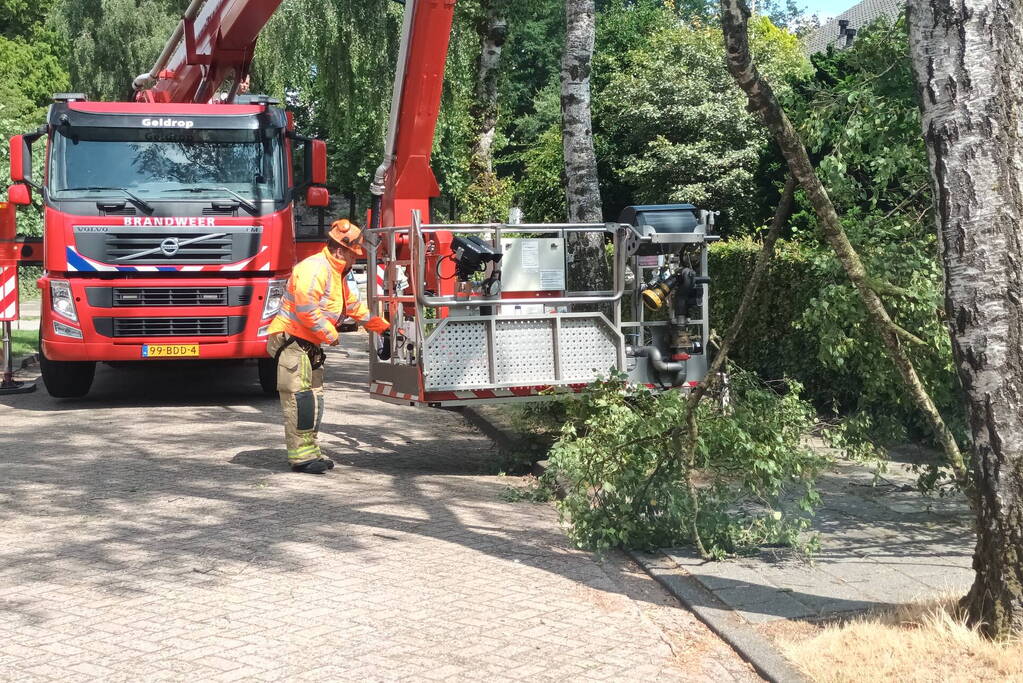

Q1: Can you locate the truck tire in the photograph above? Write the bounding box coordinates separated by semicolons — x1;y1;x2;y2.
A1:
258;356;278;396
39;338;95;398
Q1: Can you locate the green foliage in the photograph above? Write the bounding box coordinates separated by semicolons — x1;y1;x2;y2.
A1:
708;237;834;400
0;0;68;239
710;228;965;462
460;172;515;223
546;369;826;556
254;1;403;198
254;1;480;208
50;0;182;101
781;16;966;458
596;15;811;229
10;327;37;358
500;477;555;503
516;123;566;222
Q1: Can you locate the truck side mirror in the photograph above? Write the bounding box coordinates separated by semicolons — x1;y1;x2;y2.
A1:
8;184;31;206
307;186;330;208
9;135;31;184
310;139;327;185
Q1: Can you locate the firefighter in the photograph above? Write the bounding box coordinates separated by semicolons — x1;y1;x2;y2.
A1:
266;219;389;473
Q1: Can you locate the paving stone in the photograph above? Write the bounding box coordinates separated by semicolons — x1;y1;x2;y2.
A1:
0;343;757;682
660;450;974;626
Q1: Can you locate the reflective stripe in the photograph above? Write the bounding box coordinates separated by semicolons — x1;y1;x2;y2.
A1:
287;445;320;462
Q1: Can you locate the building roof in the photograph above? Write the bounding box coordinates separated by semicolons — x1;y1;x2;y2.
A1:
803;0;904;55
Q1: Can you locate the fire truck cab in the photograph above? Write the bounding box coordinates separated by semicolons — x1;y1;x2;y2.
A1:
10;94;329;397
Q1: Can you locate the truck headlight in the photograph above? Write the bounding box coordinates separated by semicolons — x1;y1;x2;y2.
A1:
50;280;78;323
262;279;287;320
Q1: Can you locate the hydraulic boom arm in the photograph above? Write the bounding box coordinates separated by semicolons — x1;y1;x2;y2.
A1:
133;0;283;103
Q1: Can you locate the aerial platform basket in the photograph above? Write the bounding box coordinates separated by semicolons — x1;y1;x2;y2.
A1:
367;206;715;408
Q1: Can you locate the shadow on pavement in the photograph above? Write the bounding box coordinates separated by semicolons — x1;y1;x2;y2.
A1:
0;346;621;627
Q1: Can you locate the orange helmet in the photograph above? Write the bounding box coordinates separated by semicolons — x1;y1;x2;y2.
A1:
328;219;365;257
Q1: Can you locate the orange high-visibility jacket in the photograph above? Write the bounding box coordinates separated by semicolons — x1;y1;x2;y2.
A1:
268;247;369;345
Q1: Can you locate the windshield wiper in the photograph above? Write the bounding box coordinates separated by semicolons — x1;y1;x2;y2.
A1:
65;186;154;214
165;187;259;215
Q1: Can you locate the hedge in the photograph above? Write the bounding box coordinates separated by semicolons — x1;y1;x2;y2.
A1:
708;237;860;408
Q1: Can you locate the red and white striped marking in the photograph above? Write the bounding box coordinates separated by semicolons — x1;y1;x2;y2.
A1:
369;381;419;403
0;265;18;322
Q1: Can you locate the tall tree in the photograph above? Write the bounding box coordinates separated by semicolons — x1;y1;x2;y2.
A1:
470;0;507;177
560;0;601;223
907;0;1023;638
561;0;604;293
50;0;184;101
462;0;511;222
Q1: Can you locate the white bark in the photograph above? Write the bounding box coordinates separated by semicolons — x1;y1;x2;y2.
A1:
907;0;1023;637
560;0;602;224
470;0;508;177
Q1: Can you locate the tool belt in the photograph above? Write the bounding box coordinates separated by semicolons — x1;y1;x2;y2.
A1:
275;333;326;370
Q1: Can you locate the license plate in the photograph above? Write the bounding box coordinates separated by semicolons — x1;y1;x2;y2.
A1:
142;344;200;358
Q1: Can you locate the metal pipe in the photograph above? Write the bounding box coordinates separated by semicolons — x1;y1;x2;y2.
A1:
629;344;686;385
626;343;683;386
1;321;12;383
133;0;205;91
370;0;417;197
367;224;615;235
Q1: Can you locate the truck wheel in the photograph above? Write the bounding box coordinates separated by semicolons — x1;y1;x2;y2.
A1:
39;340;95;398
258;357;278;396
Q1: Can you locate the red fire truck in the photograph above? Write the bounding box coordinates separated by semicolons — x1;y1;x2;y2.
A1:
4;0;328;397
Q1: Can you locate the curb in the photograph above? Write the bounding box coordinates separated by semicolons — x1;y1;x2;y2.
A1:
461;405;807;683
628;550;807;683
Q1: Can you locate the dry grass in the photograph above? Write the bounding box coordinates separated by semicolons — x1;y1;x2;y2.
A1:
777;597;1023;683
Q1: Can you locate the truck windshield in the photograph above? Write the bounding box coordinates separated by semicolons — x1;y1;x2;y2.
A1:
48;126;284;202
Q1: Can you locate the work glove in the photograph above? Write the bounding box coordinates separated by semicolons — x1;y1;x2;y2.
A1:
362;316;390;334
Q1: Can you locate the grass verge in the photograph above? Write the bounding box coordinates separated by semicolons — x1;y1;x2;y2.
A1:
776;597;1023;682
9;328;37;359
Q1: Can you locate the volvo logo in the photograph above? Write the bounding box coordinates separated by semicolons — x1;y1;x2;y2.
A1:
159;238;180;257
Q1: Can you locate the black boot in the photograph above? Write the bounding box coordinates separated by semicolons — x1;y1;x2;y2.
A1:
291;458;335;474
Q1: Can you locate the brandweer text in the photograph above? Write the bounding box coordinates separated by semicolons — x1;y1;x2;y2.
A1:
122;217;218;226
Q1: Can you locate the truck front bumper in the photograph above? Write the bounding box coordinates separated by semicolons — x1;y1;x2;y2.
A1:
38;274;281;363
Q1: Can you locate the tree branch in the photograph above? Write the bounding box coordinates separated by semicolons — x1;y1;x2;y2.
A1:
719;0;971;492
631;175;799;558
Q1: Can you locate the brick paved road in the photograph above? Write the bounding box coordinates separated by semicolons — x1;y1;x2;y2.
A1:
0;339;757;682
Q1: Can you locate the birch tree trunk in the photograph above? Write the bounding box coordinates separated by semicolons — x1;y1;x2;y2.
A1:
561;0;605;290
470;0;508;178
907;0;1023;638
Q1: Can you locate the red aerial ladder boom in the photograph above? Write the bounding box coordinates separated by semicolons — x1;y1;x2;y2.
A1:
134;0;456;241
133;0;284;104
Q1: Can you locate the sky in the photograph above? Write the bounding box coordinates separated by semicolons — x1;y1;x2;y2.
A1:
797;0;857;18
